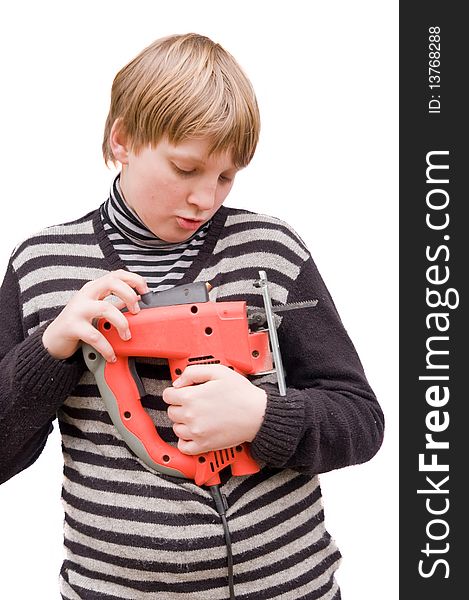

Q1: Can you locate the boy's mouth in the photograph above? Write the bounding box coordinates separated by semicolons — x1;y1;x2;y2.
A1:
176;216;205;231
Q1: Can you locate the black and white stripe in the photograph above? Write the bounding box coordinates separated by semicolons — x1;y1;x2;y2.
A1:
100;175;210;289
10;203;342;599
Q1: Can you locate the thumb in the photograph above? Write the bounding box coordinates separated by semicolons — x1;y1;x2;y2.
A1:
172;364;225;388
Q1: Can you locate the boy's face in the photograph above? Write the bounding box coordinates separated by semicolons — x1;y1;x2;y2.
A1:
118;137;239;243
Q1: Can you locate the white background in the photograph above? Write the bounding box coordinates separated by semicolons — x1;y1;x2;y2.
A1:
0;1;398;599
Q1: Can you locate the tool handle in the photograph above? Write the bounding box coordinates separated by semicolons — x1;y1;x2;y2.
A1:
82;343;260;485
83;344;196;479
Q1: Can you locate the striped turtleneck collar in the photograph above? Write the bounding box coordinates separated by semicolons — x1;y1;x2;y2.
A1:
101;173;211;249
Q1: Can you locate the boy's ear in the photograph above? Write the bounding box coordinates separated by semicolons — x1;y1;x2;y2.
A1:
109;119;130;165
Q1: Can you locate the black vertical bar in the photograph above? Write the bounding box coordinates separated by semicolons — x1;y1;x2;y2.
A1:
400;2;466;597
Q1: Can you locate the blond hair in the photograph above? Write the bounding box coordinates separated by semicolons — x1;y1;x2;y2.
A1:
102;33;260;168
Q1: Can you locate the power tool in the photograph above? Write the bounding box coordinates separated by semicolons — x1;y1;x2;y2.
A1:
82;270;317;486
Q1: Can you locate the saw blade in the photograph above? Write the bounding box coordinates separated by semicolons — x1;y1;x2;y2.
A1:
271;299;318;313
247;299;318;326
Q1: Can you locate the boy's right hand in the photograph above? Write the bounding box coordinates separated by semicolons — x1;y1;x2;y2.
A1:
42;270;149;363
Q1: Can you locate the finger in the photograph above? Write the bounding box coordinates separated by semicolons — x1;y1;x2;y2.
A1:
166;405;185;423
80;322;118;363
87;300;132;341
177;439;201;456
107;269;150;295
97;277;144;314
172;364;227;388
162;386;184;406
172;422;192;440
104;296;127;311
83;271;149;311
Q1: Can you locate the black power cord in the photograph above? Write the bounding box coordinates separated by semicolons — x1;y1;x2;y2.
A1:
210;485;235;600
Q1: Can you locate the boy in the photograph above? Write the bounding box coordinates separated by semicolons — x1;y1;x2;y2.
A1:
0;33;384;599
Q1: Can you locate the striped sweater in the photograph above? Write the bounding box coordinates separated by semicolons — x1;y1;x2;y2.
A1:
0;204;384;599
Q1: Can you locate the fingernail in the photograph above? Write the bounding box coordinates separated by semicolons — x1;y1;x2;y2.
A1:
110;356;117;363
173;378;182;388
124;330;131;341
132;303;140;313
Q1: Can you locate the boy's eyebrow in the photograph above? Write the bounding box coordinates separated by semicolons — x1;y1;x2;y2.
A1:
171;152;207;165
169;150;237;171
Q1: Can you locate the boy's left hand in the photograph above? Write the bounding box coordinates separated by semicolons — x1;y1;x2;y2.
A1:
162;365;267;455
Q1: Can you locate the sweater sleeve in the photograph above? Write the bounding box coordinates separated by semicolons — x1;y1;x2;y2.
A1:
0;260;86;484
250;254;384;475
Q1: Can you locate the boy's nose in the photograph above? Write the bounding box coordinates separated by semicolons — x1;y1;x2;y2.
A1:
187;186;217;211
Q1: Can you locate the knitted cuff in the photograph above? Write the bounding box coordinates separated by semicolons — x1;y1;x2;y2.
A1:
250;383;305;467
15;325;85;408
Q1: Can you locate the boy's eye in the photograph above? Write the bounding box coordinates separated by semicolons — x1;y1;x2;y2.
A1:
172;162;234;183
219;175;233;183
172;163;196;177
